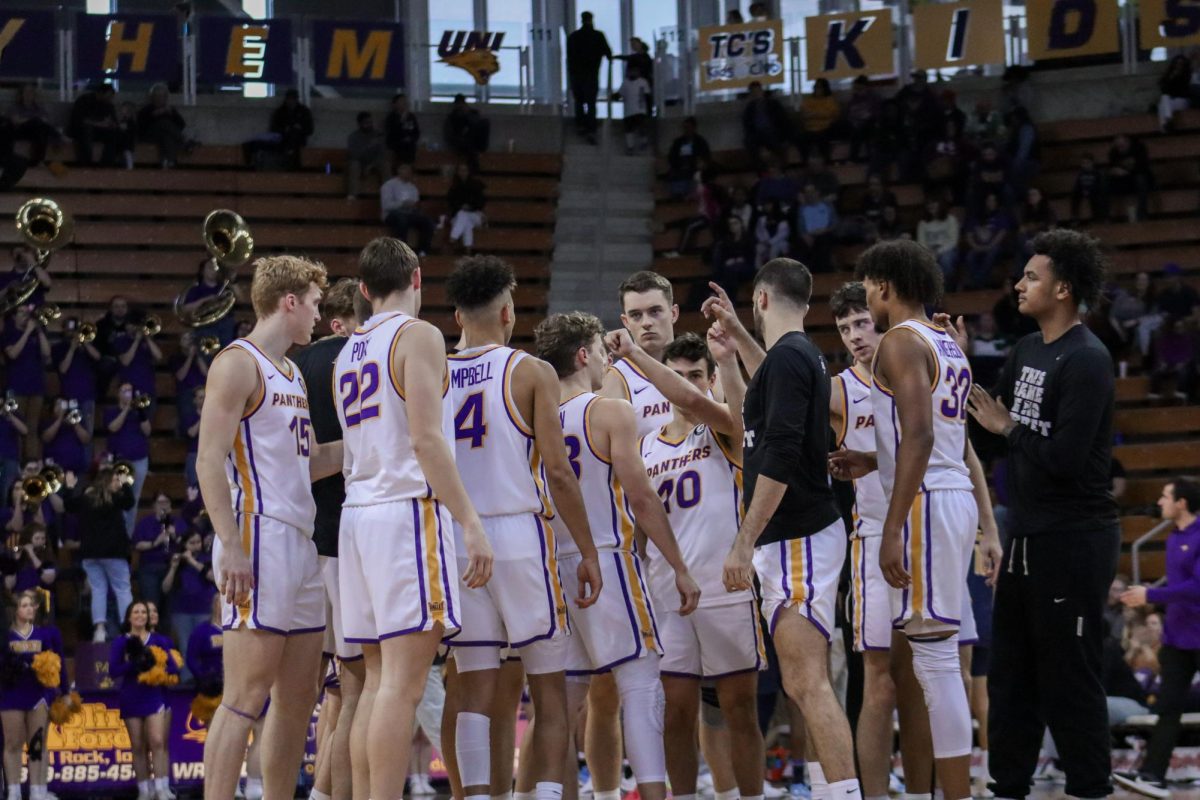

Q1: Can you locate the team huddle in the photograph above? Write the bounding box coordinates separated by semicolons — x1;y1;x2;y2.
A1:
193;236;1006;800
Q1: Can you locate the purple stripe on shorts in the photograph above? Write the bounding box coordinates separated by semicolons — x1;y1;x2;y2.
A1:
242;419;263;515
804;537;816;625
613;551;644;661
412;500;429;632
435;501;457;630
924;492;934;620
535;515;557;638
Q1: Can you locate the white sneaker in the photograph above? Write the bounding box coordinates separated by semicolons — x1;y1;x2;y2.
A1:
620;773;637;794
696;770;714;795
578;775;594;796
155;786;177;800
410;775;436;796
763;783;790;799
971;776;994;798
93;626;107;643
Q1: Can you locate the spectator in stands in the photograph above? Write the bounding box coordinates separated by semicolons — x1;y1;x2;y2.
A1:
924;118;972;203
964;99;1006;146
1148;316;1197;402
1017;187;1057;261
1116;478;1200;798
742;81;791;167
132;492;182;610
1159;55;1193;132
384;93;420;166
752;158;798;211
725;9;744;23
1110;272;1164;357
345;112;388;199
64;466;133;642
793;183;837;273
1101;631;1150;726
566;11;612;142
446;163;487;254
1155;263;1198;320
803;153;840;205
104;382;151;536
3;523;56;598
727;185;754;234
243;89;312;170
845;75;880;164
845;173;896;243
666;165;722;257
96;295;133;362
666;117;711;199
183;387;202;488
41;398;90;476
874;203;907;242
3;463;62;538
380;163;434;255
615;37;653;90
1004;106;1040;195
68;83;119;167
1069;153;1108;225
171;332;209;435
617;65;652;155
992;276;1038;343
917;197;961;284
749;1;770;20
3;304;50;460
137;84;188;169
710;215;756;300
1107;575;1130;643
443;94;490;173
179;259;235;348
966;144;1012;218
112;314;162;409
114;102;138;171
162;530;214;672
969;311;1010;388
0;245;51;311
964;192;1013;290
1107;133;1154;222
0;405;26;500
897;81;940;181
798;78;841;165
935;89;967;136
7;84;62;167
54;316;101;437
754;201;790;268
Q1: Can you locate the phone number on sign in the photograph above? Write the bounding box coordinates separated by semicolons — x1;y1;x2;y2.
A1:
49;764;135;783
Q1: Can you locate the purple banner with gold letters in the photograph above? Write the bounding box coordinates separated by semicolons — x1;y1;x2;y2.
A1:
310;19;405;87
75;13;179;81
198;17;293;85
0;10;56;79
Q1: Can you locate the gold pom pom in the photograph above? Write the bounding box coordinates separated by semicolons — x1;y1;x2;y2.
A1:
32;651;61;689
49;691;82;726
190;692;221;726
169;649;184;670
137;646;171;686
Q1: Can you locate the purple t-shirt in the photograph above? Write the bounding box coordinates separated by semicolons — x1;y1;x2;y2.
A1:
132;514;186;568
0;270;46;309
183;411;200;454
3;321;46;395
170;353;207;396
111;333;157;397
41;419;88;474
172;553;215;615
103;407;149;461
52;340;99;403
0;414;21;460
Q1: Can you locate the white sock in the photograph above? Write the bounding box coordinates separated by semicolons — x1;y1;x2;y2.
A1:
980;750;990;778
309;791;331;800
934;790;944;800
244;776;264;799
594;791;621;800
138;780;153;796
30;786;44;800
457;711;492;789
716;790;739;800
8;786;21;800
904;795;932;800
828;778;863;800
810;763;829;800
156;777;170;790
535;782;563;800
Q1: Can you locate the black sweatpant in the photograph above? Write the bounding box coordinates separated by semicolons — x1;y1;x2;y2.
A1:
988;525;1119;799
1142;643;1200;779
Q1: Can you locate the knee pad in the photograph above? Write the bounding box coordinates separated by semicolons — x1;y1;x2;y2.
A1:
613;656;666;784
455;712;491;788
909;636;972;760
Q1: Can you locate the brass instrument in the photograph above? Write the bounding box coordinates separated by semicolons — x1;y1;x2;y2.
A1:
133;392;152;410
2;398;17;414
21;465;64;506
65;408;82;426
142;315;162;338
33;303;60;327
174;210;253;328
2;199;73;318
75;322;97;344
199;336;221;356
112;460;136;486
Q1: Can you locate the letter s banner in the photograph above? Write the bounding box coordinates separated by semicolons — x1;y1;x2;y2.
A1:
1140;0;1200;47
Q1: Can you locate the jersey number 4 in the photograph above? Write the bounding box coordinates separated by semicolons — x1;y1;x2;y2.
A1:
454;392;488;448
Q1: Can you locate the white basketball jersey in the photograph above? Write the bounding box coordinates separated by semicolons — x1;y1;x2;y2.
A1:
551;392;636;555
836;365;887;535
336;311;453;506
871;320;973;494
222;340;316;533
448;345;551;518
640;424;751;611
611;359;672;437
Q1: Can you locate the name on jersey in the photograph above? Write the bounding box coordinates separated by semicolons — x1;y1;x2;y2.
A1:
451;362;494;389
646;444;712;478
934;338;966;361
8;640;43;654
643;401;670;418
852;414;874;430
271;392;309;409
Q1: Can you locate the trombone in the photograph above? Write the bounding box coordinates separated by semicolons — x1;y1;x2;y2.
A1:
142;315;162;338
75;321;97;345
2;199;73;318
174;210;253;328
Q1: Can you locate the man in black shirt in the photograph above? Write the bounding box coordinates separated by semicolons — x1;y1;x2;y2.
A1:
712;259;861;799
292;277;365;800
965;230;1119;800
566;12;611;141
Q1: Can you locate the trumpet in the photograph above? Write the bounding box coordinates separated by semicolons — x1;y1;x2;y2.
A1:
2;199;73;319
133;392;152;410
21;466;64;506
33;303;60;327
142;315;162;338
112;460;136;486
65;408;82;426
2;398;17;414
75;322;97;344
174;210;253;328
199;336;221;356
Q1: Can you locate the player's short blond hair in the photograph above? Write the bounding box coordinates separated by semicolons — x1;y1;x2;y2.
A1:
535;311;605;378
250;255;329;317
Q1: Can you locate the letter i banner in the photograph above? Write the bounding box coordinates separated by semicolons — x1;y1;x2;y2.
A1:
804;10;894;80
75;13;179;80
911;0;1006;70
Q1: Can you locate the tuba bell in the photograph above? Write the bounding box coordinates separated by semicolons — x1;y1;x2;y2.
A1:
2;199;73;318
174;210;253;328
21;465;64;506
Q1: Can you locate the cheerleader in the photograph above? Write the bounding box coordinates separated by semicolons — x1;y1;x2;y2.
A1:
1;590;66;800
109;601;179;800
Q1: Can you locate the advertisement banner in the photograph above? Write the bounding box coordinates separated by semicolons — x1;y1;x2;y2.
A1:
0;10;56;79
1139;0;1200;49
697;19;785;92
805;10;895;80
76;13;179;81
310;19;405;87
912;0;1006;70
1025;0;1120;61
198;17;293;84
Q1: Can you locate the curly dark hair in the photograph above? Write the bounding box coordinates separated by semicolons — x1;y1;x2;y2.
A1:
854;239;943;307
1031;229;1106;310
829;281;868;320
663;332;714;377
445;255;517;312
535;312;606;378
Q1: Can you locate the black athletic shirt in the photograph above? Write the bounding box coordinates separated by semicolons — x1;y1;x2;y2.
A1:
994;324;1118;537
742;330;841;546
293;335;349;558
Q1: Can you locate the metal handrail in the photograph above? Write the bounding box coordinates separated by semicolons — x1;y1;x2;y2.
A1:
1131;519;1173;585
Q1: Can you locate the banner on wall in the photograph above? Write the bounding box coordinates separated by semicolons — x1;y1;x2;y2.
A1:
805;10;895;80
438;30;503;85
76;13;179;81
0;10;56;79
697;19;785;92
1025;0;1121;61
912;0;1006;70
197;17;293;84
1139;0;1200;49
310;20;405;87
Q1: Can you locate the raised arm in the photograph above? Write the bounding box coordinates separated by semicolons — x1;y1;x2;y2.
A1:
708;321;746;454
701;282;766;377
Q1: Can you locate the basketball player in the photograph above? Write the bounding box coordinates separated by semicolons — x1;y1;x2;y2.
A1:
197;256;345;800
443;255;602;800
616;329;766;800
335;237;493;800
718;259;862;800
292;277;367;800
534;311;701;800
828;240;979;800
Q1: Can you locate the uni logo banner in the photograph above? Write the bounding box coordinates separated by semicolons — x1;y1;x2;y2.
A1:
804;10;895;81
1025;0;1120;60
197;17;293;83
0;10;56;78
75;13;179;80
438;30;504;84
697;19;785;92
912;0;1006;70
1139;0;1200;48
310;20;405;87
